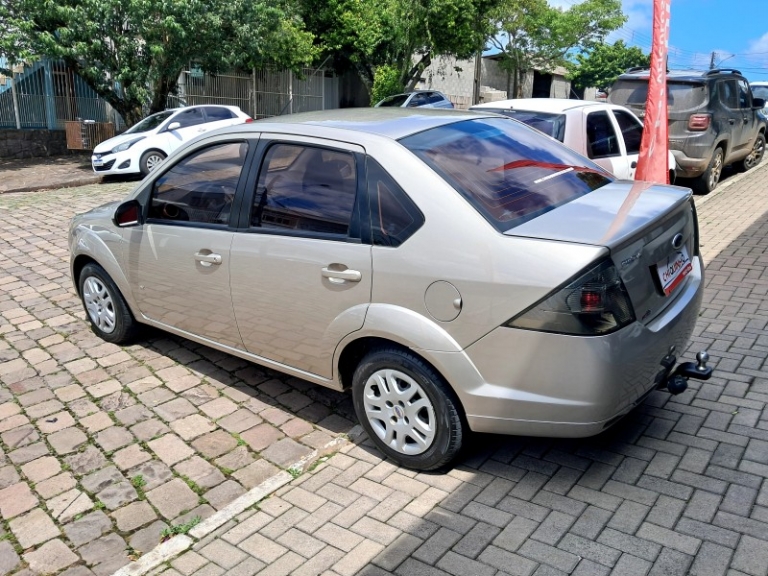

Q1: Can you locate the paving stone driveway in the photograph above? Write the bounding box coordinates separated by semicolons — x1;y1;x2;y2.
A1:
142;163;768;576
1;162;768;576
0;184;357;575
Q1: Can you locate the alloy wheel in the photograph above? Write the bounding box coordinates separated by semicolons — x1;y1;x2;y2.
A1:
745;137;765;170
83;276;116;334
709;150;723;190
363;369;436;455
145;154;164;172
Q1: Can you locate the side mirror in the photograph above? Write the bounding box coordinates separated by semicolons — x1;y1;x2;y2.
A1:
166;121;181;131
753;98;766;109
113;200;142;227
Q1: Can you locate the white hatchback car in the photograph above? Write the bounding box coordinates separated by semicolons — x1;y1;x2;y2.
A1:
471;98;677;183
92;105;251;177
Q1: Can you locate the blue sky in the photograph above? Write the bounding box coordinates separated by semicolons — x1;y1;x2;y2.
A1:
550;0;768;82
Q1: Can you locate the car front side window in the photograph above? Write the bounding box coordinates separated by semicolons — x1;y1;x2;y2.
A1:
148;142;248;225
251;144;358;238
586;111;620;159
612;110;643;155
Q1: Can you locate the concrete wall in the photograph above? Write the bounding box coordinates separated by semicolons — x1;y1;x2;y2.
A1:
417;55;572;102
0;129;73;159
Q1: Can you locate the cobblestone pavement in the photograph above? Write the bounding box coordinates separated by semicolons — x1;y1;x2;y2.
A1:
1;161;768;576
0;182;357;575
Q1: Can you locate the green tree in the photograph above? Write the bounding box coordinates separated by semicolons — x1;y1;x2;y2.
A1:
566;40;649;92
488;0;626;98
0;0;316;125
300;0;499;98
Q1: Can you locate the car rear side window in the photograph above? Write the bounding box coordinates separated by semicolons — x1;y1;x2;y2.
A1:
367;158;424;247
612;110;643;155
251;144;357;237
173;108;206;128
204;107;235;121
149;142;248;225
720;80;739;109
586;111;620;158
401;117;612;232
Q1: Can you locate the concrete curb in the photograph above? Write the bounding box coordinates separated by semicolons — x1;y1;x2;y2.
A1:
110;426;365;576
0;175;102;194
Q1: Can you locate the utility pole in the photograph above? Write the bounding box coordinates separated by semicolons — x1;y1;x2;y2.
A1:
472;52;482;105
709;51;716;70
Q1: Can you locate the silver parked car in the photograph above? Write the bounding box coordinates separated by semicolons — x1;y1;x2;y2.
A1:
375;90;454;109
69;109;710;470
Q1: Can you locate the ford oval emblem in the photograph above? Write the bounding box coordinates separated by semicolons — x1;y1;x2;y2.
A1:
672;233;684;250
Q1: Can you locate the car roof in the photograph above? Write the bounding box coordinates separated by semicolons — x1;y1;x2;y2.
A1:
751;81;768;86
471;98;604;113
616;68;746;82
241;108;486;140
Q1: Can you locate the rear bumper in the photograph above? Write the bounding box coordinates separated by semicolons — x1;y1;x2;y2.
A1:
438;256;703;437
671;150;710;178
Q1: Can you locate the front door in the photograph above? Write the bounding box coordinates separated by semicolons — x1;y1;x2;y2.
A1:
125;141;250;349
585;110;630;178
611;108;644;180
230;138;372;379
164;107;208;153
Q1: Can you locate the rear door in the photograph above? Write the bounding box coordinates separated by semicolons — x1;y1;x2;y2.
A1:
719;79;748;156
229;137;372;379
585;110;630;179
737;79;760;150
202;106;241;132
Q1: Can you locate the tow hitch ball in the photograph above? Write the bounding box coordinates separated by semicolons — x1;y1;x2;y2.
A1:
656;349;713;395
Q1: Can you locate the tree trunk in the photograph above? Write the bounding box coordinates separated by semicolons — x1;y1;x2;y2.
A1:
354;63;374;97
404;53;431;92
149;73;179;115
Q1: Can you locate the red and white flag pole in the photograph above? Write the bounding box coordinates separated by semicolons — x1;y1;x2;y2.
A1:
635;0;672;184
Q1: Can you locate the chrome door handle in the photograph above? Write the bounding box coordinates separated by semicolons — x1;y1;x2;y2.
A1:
321;267;362;283
194;252;222;265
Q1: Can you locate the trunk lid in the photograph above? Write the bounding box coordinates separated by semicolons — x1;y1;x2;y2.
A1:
507;181;697;324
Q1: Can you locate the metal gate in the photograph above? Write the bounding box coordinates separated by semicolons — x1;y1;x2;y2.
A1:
173;67;334;119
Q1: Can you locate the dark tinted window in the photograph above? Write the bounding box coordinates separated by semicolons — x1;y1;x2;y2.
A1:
720;80;739;109
586;111;620;158
408;94;428;107
426;93;444;104
378;94;409;107
612;110;643;155
368;158;424;247
149;142;247;225
204;107;235;121
737;80;751;109
173;108;206;128
609;80;707;111
483;109;567;141
125;111;174;134
252;144;357;236
401;118;612;231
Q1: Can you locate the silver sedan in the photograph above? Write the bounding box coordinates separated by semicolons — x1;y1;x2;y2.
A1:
69;109;709;470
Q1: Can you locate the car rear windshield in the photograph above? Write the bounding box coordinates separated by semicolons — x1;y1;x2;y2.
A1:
378;94;410;107
482;109;567;141
752;85;768;101
609;80;707;111
400;117;613;232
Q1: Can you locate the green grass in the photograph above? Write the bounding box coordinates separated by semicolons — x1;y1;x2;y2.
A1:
160;516;201;540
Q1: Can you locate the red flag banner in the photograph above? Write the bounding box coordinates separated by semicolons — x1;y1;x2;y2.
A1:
635;0;672;184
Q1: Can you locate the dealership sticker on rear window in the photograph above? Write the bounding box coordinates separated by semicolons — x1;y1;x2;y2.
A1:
657;247;692;296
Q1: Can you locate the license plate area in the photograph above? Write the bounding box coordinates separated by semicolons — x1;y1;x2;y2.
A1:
656;246;693;296
92;157;104;167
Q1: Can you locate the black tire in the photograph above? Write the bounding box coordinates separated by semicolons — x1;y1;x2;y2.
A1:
736;133;765;173
78;263;139;344
351;347;463;471
140;150;166;176
691;147;724;194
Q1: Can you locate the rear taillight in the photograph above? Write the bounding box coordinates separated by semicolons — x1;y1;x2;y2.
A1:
506;259;635;336
245;117;254;123
688;114;711;131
